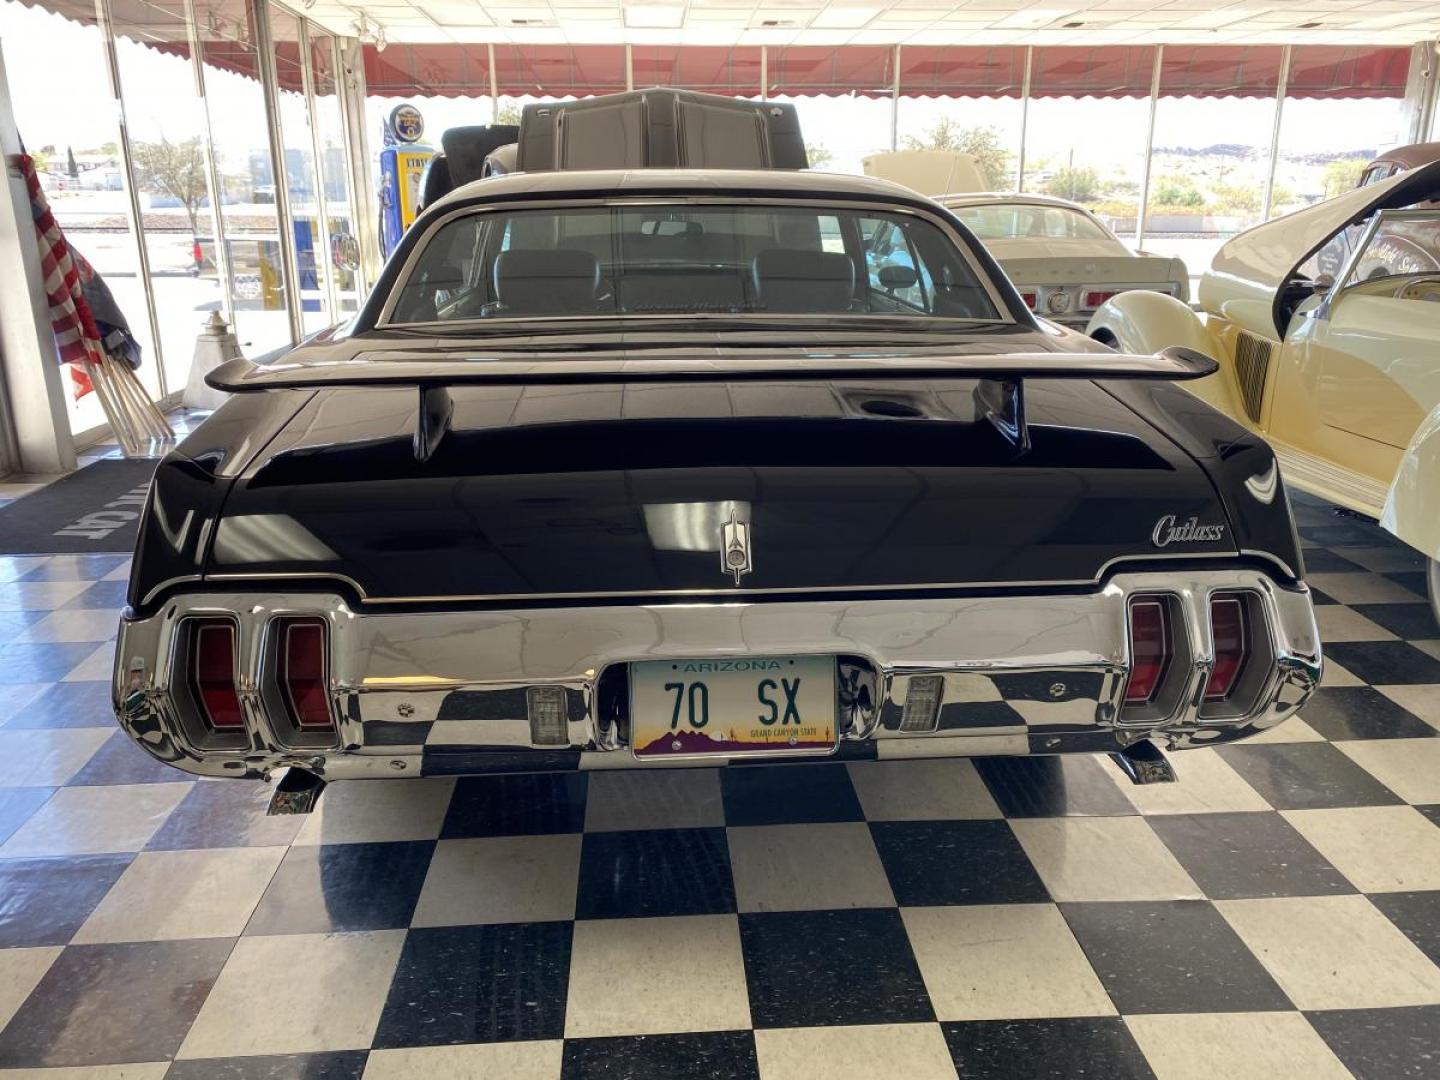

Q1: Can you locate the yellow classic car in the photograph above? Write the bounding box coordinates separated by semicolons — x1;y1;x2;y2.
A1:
1087;160;1440;623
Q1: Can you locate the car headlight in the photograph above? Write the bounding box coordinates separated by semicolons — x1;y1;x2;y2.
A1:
1045;291;1072;314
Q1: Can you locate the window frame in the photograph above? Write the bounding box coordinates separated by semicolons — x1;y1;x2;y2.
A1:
375;195;1013;330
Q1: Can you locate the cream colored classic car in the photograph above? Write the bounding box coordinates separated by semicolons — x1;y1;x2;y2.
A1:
942;193;1189;330
1087;160;1440;621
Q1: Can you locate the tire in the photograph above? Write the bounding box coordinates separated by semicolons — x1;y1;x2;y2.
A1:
1429;557;1440;631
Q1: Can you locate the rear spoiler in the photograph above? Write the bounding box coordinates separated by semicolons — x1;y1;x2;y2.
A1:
207;346;1216;462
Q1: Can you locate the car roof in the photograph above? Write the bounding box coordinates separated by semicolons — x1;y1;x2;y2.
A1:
1370;141;1440;171
937;192;1089;211
433;168;929;211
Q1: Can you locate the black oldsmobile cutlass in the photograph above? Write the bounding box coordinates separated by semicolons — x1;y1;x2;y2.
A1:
113;166;1321;807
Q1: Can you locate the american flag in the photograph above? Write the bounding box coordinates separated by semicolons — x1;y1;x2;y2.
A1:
21;153;99;397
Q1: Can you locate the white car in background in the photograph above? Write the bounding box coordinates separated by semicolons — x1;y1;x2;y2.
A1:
938;193;1189;329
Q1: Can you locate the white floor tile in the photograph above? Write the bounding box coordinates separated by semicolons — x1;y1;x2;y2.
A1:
63;643;120;682
0;945;62;1032
362;1042;564;1079
728;822;895;913
754;1023;958;1080
1377;685;1440;729
1282;806;1440;892
73;847;287;943
0;728;111;786
1110;748;1269;815
411;834;581;927
1126;1012;1352;1080
1010;817;1203;902
1307;572;1422;604
565;914;749;1038
846;759;1002;821
0;1066;170;1079
1313;605;1397;643
18;609;119;644
0;782;192;856
1320;659;1363;688
903;904;1113;1021
1336;738;1440;805
583;768;724;832
293;777;455;845
1242;717;1326;744
1217;895;1440;1010
178;930;405;1058
0;580;91;611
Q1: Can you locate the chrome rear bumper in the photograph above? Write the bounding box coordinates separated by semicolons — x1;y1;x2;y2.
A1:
114;569;1321;780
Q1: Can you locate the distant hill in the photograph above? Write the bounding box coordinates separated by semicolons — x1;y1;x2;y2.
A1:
1153;144;1375;165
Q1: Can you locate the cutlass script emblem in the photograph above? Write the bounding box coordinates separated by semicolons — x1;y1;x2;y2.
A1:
720;508;752;585
1152;514;1227;548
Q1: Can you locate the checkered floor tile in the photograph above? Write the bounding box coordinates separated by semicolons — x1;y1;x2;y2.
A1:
0;480;1437;1078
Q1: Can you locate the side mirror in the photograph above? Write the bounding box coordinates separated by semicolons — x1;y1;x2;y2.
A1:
878;264;919;290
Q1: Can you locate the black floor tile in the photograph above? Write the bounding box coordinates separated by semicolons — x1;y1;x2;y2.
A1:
1352;603;1440;642
1324;642;1440;686
147;779;305;850
719;763;863;826
1297;549;1363;573
739;907;932;1028
19;554;129;581
0;786;52;845
576;827;734;919
1384;571;1431;599
561;1031;759;1080
373;922;572;1047
58;579;130;610
1369;891;1440;967
0;938;232;1067
1302;523;1391;547
1296;688;1436;742
942;1018;1158;1080
1061;900;1292;1014
1307;1005;1440;1080
0;853;132;947
1419;805;1440;830
1310;588;1339;606
0;642;97;683
166;1051;368;1080
441;773;588;838
3;679;114;729
1147;812;1355;899
0;609;44;648
975;755;1135;818
244;841;434;935
67;730;184;786
1216;742;1404;810
870;819;1050;906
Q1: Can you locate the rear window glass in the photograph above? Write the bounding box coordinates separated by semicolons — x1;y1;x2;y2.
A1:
950;203;1113;242
387;203;1000;324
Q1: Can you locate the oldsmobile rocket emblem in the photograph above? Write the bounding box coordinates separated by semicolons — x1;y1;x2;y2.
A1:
720;508;753;585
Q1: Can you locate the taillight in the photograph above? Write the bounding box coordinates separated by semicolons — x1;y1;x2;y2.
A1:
1084;289;1117;308
191;620;243;731
1125;598;1172;704
1207;595;1249;700
277;618;334;731
1019;291;1037;310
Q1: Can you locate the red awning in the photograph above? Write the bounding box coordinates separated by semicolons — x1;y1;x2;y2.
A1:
1031;46;1158;97
897;46;1027;97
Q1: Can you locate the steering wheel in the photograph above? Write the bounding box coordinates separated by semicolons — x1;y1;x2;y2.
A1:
1394;276;1440;302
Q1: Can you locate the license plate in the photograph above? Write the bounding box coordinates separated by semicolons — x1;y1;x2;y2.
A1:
630;655;837;759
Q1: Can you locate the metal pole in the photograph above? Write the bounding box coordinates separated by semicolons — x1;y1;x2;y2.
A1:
489;42;499;123
252;0;304;344
94;0;169;399
625;43;634;91
183;0;236;332
1262;44;1292;222
890;44;900;151
1135;45;1163;247
760;45;767;100
1016;46;1033;191
298;18;339;321
336;35;378;289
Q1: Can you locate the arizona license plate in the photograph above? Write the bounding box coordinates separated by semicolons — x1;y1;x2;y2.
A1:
630;656;837;759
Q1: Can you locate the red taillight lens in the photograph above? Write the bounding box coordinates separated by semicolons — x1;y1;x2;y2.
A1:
1126;599;1171;705
1084;290;1117;308
192;621;243;730
279;618;333;730
1207;596;1249;700
1019;291;1038;310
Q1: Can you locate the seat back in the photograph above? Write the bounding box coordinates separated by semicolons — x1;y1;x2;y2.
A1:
492;249;600;314
752;249;855;313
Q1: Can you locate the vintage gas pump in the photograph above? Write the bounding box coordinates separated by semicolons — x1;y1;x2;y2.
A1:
378;103;434;259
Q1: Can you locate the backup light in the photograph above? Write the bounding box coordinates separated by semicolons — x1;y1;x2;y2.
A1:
1125;599;1171;705
528;685;570;745
1019;291;1038;310
1206;595;1249;700
1084;290;1117;308
191;620;243;731
277;618;334;731
900;675;944;732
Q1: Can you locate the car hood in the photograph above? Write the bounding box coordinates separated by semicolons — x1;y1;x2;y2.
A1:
1199;158;1440;338
165;334;1242;605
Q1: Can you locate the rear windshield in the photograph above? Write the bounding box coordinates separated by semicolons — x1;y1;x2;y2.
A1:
386;203;1001;325
949;203;1113;242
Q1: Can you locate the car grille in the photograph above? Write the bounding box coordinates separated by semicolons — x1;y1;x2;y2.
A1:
1234;331;1273;425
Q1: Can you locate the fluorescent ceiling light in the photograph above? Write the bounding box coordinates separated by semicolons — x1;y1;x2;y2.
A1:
994;7;1074;29
812;6;880;28
625;4;686;27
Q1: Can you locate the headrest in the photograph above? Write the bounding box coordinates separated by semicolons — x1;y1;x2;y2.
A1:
752;248;855;313
492;248;600;314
